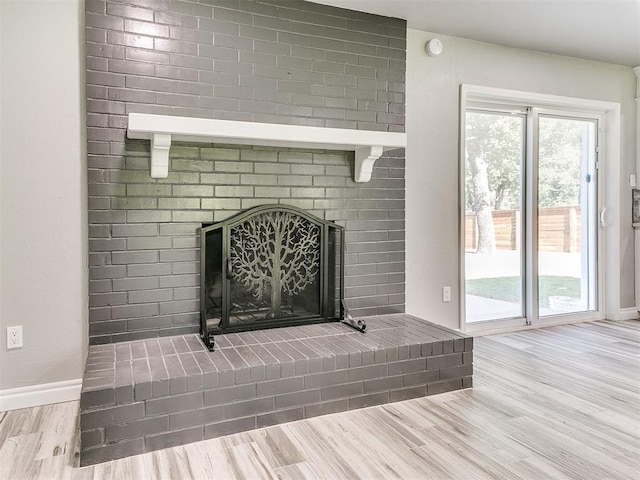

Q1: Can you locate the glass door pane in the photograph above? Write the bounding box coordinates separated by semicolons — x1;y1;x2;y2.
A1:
537;116;597;316
465;111;525;323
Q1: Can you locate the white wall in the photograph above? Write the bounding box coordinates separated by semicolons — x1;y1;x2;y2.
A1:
406;29;637;329
0;0;87;396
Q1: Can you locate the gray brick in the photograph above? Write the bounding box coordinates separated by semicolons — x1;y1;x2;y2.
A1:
80;438;144;466
257;407;304;428
105;416;169;443
224;397;274;419
145;426;203;453
169;405;224;430
112;251;158;265
146;391;202;416
305;399;349;418
426;353;462;370
321;381;363;401
81;402;145;430
204;416;256;440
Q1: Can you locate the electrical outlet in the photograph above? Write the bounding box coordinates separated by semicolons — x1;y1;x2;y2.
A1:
442;286;451;303
7;326;23;349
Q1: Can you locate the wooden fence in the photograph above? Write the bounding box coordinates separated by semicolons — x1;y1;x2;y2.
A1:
465;206;581;252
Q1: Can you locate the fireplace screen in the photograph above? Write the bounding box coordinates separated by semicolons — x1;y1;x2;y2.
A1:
200;205;344;350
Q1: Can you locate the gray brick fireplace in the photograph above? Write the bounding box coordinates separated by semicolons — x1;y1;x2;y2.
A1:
81;0;473;466
87;0;407;345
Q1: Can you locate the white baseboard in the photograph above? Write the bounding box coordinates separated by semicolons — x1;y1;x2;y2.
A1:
0;378;82;412
618;307;640;321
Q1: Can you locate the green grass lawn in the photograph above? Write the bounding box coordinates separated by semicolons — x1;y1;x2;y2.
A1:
466;275;581;308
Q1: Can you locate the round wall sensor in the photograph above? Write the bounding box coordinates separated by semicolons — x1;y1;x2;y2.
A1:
425;38;443;56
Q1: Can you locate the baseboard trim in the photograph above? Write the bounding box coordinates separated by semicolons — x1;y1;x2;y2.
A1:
0;378;82;412
618;307;640;321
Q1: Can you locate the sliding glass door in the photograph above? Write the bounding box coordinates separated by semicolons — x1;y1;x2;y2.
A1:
463;101;601;329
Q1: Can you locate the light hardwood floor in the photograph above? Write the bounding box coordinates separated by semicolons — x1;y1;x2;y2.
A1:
1;320;639;479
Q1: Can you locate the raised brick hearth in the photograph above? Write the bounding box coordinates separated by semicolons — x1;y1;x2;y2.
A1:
80;314;472;465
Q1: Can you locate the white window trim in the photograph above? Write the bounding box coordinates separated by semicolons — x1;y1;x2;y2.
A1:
459;84;622;334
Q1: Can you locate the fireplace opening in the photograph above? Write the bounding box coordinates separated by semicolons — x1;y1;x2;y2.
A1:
200;205;353;350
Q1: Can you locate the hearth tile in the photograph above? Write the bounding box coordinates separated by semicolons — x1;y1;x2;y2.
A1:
170;336;191;354
115;360;132;387
116;385;134;405
431;341;443;356
249;345;280;380
420;342;432;357
288;340;323;373
465;337;474;351
165;356;187;394
225;333;247;347
262;343;295;378
320;381;363;402
80;438;144;467
442;339;454;354
262;329;287;342
256;376;304;398
348;392;389;410
346;364;388;383
341;335;376;365
145;426;204;453
85;361;114;373
115;343;132;361
170;405;224;431
146;391;203;416
276;342;309;376
275;389;320;410
426;353;463;370
305;399;349;418
83;376;115;391
362;375;403;394
388;358;427;376
204;383;256;407
248;330;272;344
186;374;204;392
144;339;163;357
178;352;201;375
158;337;177;356
225;397;275;419
439;364;473;381
130;342;147;360
236;331;259;346
149;359;170;397
81;428;104;449
402;370;439;387
389;385;426;402
81;388;116;410
204;415;256;440
463;352;473;365
257;407;304;428
304;370;348;389
331;338;362;367
309;337;346;370
235;346;266;382
214;336;233;348
105;415;169;443
184;334;207;352
427;378;463;396
82;402;145;430
220;348;251;384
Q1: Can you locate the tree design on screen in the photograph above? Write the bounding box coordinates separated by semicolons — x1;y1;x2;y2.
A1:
230;211;320;318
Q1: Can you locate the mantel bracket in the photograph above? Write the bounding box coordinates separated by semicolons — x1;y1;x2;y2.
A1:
355;146;384;183
150;133;171;179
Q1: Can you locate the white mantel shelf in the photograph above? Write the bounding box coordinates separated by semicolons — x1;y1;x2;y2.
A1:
127;113;407;182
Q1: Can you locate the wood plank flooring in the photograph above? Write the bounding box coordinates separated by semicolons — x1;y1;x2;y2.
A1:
1;320;638;479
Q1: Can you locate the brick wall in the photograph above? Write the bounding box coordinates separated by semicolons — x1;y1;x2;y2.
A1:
86;0;407;344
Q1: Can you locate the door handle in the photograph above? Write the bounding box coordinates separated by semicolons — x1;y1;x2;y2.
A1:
599;207;606;228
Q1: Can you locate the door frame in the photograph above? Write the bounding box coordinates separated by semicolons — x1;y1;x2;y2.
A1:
459;85;621;334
